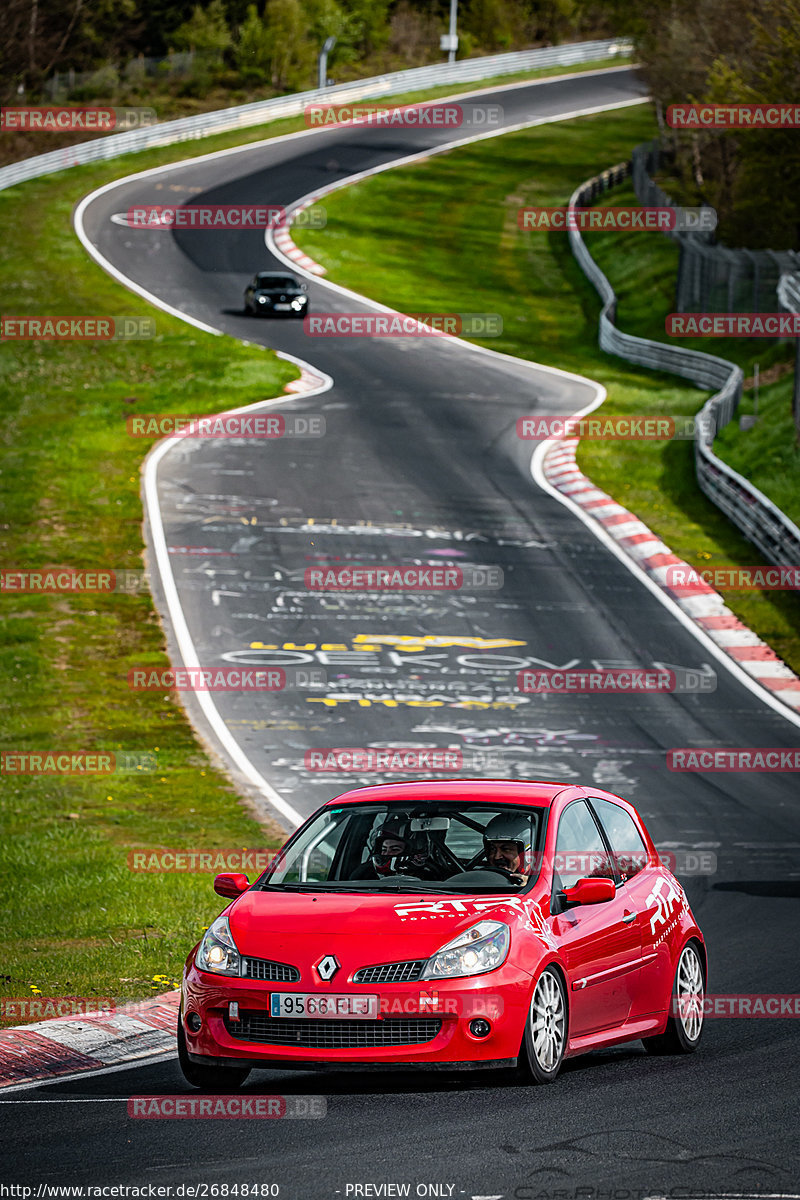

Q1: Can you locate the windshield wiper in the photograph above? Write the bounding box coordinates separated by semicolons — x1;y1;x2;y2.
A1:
259;882;347;892
358;883;465;893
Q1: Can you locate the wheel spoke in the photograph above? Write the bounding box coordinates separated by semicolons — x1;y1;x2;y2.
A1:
529;971;565;1072
676;946;704;1040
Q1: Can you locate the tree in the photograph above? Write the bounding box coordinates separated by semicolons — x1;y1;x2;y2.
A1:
702;0;800;249
262;0;314;90
235;3;272;81
591;0;800;250
172;0;233;68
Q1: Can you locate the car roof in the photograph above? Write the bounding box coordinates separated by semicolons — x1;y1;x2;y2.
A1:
324;779;572;809
255;271;297;279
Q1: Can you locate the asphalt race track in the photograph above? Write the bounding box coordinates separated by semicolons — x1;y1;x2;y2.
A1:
4;65;799;1197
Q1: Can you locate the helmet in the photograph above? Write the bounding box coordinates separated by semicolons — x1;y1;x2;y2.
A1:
368;819;410;875
483;812;533;870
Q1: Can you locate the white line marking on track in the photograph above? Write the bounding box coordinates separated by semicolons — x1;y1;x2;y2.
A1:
0;1052;177;1095
0;1098;129;1103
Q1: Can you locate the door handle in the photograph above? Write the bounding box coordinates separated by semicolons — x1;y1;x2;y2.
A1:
622;911;637;924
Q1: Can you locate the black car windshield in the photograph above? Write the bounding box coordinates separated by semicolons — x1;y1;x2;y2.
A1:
255;800;545;893
255;275;297;289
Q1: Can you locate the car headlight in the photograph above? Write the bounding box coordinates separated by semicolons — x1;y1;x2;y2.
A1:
291;299;303;310
421;920;510;980
195;915;241;977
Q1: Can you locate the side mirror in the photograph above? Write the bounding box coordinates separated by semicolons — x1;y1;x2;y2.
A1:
562;877;615;907
301;283;308;291
214;872;249;898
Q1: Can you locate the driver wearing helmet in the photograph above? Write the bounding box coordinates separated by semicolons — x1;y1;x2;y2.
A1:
482;812;533;886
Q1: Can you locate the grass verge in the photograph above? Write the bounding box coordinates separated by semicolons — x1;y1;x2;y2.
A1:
0;148;302;1024
293;106;800;676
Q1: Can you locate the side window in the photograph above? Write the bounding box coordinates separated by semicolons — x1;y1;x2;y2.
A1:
554;801;614;890
591;798;648;881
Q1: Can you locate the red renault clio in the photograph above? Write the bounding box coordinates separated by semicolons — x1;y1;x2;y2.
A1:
179;780;706;1086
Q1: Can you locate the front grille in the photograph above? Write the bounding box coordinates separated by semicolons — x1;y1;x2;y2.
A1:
352;960;426;984
225;1013;442;1048
243;957;300;983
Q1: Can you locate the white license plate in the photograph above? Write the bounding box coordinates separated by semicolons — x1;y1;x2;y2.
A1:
274;303;292;310
269;992;378;1019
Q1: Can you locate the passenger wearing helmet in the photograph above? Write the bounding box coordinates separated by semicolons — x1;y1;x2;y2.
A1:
352;818;446;881
482;812;533;886
352;819;410;879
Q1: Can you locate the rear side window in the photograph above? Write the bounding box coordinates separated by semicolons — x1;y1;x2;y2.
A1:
591;798;648;881
554;800;614;889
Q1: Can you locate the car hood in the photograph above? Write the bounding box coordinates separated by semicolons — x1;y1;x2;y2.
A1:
226;889;528;969
254;286;303;295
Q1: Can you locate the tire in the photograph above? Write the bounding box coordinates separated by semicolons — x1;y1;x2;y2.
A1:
642;940;705;1056
520;966;568;1083
177;1015;251;1090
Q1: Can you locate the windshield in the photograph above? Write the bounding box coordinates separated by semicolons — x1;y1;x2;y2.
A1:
256;800;545;893
256;275;298;289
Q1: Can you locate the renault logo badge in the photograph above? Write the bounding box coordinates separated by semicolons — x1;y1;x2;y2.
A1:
315;954;340;981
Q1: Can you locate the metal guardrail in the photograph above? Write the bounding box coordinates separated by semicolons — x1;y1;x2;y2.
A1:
778;271;800;314
778;271;800;439
568;166;800;569
0;38;631;194
632;140;800;314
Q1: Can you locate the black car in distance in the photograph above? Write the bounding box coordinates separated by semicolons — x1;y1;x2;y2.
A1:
243;271;309;317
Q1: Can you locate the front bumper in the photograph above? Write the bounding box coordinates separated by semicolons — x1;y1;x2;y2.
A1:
181;959;533;1069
